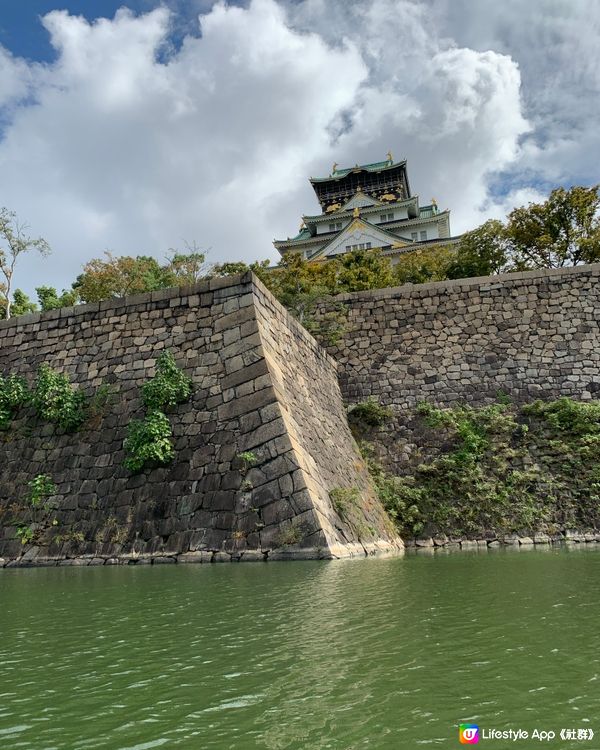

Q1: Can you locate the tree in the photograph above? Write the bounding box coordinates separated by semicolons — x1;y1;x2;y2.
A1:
36;286;78;312
395;244;454;284
211;261;251;277
447;219;509;279
335;248;395;292
72;253;174;303
260;252;337;322
506;185;600;269
0;208;50;318
11;289;37;316
164;241;208;285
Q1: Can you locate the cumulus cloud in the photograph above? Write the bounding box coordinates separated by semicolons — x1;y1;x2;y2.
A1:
0;0;594;295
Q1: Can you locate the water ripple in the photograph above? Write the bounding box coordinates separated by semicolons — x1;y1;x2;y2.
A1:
0;548;599;748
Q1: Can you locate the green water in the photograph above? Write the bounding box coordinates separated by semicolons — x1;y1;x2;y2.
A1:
1;547;599;749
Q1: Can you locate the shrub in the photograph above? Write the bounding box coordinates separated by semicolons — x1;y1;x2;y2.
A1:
27;474;56;507
523;397;600;436
359;442;424;536
348;397;393;427
236;451;257;474
16;525;34;545
32;364;87;431
275;525;303;546
0;374;30;429
329;487;360;518
123;409;174;472
142;351;192;411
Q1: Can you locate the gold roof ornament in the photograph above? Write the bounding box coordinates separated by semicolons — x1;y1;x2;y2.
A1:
326;202;341;213
431;197;437;206
356;184;363;192
332;162;338;173
386;150;393;163
353;207;360;218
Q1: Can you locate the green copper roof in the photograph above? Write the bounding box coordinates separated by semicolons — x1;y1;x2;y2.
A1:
310;159;406;183
290;228;312;241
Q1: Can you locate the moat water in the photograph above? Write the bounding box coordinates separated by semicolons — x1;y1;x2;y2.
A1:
1;547;599;749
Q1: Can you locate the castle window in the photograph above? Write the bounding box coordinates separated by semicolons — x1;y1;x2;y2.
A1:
366;242;372;249
329;221;342;232
379;213;394;223
411;232;418;241
420;230;427;241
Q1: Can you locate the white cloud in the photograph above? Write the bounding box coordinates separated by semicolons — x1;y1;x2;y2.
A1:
0;0;596;296
0;1;367;293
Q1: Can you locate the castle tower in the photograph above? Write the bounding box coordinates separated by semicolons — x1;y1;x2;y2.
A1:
274;154;459;262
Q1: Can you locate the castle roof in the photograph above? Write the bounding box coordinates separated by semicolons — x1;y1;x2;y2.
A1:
310;158;406;183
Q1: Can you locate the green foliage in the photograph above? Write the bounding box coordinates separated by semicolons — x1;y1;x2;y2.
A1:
335;248;395;292
447;219;510;279
523;397;600;436
211;261;252;277
359;442;423;536
16;525;34;545
32;364;87;432
164;242;207;285
10;289;37;316
394;244;455;284
304;301;348;346
123;409;174;472
142;351;192;411
348;397;393;427
329;487;360;518
507;185;600;269
275;525;303;546
73;253;177;302
261;249;394;326
261;252;337;323
0;373;30;429
237;451;257;478
123;351;190;473
0;207;51;319
371;397;600;538
237;451;257;467
27;474;56;507
36;286;78;311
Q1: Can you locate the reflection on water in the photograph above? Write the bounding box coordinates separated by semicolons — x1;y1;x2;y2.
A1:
0;546;599;749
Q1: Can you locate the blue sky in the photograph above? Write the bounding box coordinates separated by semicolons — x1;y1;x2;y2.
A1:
0;0;598;295
0;1;219;60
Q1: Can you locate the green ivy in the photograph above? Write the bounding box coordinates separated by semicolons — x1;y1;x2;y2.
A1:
142;351;192;411
32;364;87;431
123;409;175;472
0;374;30;429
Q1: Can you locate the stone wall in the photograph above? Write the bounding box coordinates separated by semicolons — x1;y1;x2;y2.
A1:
313;264;600;474
0;273;401;566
